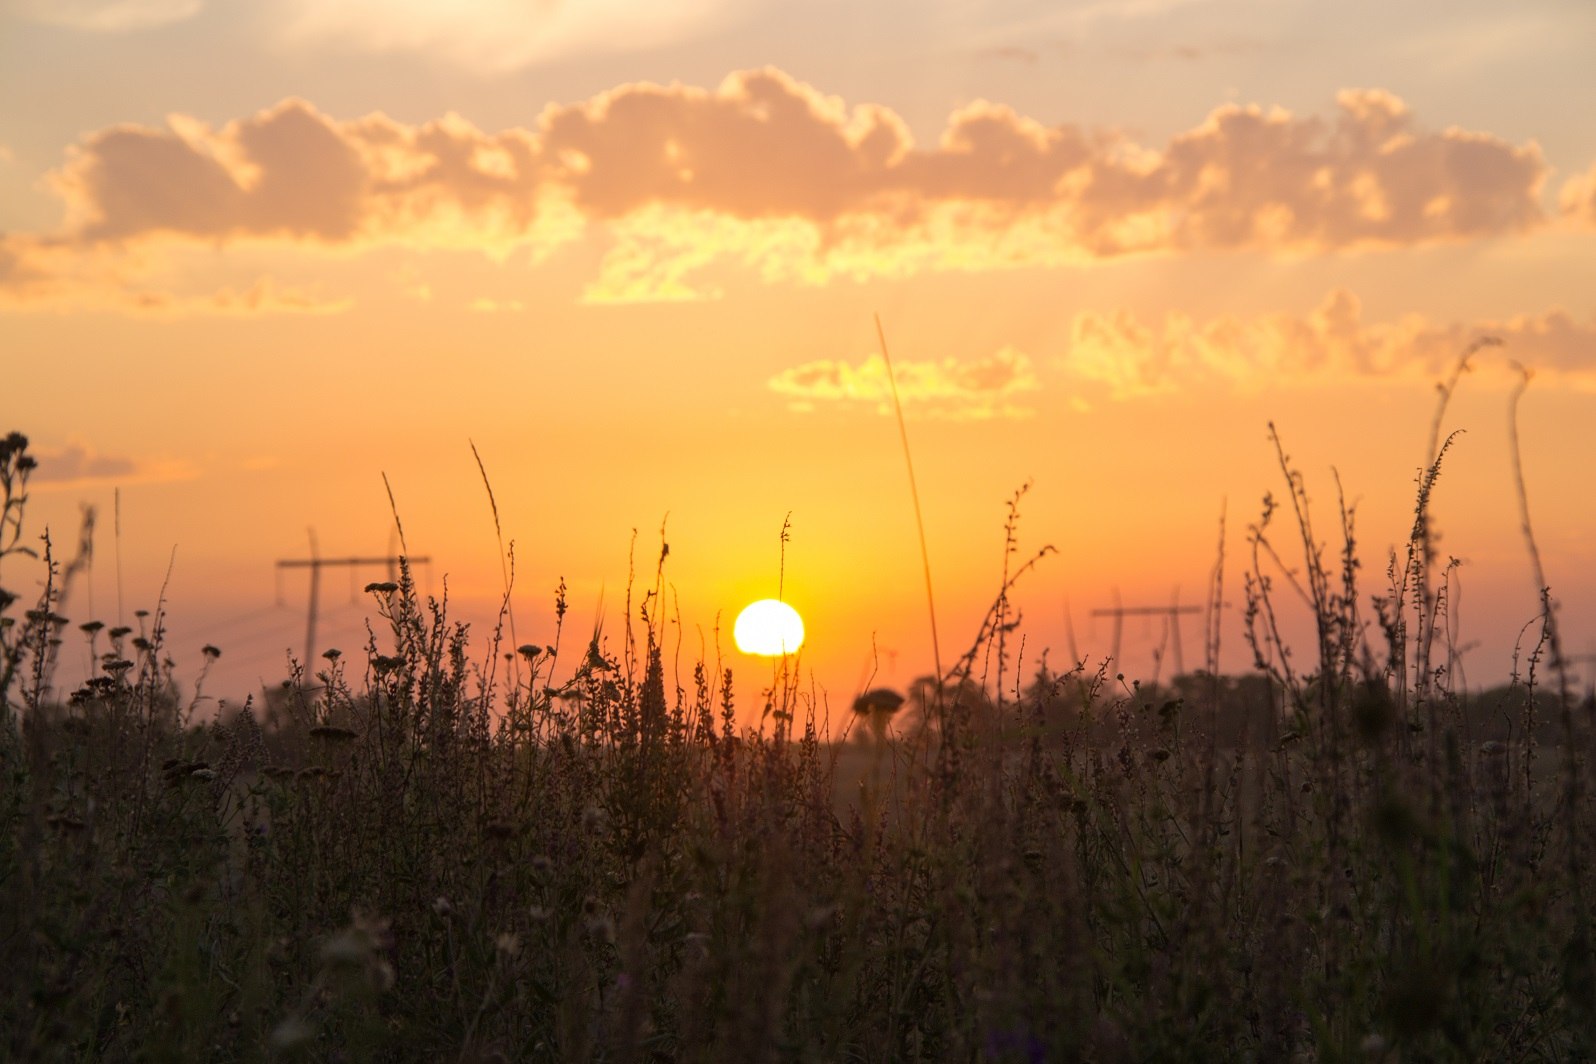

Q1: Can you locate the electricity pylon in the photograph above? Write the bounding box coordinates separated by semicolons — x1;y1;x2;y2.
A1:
275;530;430;673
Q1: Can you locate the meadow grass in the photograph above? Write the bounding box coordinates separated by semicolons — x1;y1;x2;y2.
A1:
2;420;1593;1062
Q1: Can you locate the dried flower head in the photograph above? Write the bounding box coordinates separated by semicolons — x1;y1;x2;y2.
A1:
852;688;906;715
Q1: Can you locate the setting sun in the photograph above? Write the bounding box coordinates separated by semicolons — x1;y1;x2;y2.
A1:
733;599;805;656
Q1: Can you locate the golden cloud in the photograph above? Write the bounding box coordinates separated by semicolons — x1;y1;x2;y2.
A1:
770;348;1040;420
1;69;1566;309
49;100;567;252
1063;290;1596;399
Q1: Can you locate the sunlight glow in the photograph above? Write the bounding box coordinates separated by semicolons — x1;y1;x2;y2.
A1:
733;599;805;657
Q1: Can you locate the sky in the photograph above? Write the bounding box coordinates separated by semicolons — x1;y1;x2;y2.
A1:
3;0;1594;723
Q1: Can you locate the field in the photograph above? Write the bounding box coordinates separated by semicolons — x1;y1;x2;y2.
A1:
4;422;1594;1063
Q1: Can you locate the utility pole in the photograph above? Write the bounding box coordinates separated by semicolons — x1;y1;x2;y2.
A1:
275;529;430;672
1569;652;1596;696
1090;598;1203;677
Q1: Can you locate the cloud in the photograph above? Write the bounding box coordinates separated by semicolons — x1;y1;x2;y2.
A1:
0;237;351;314
4;0;202;32
770;347;1040;419
275;0;742;73
29;441;136;483
467;296;525;312
1;70;1563;308
150;279;353;316
48;100;569;250
27;440;199;491
770;294;1596;416
1062;290;1596;399
974;45;1042;64
1560;163;1596;226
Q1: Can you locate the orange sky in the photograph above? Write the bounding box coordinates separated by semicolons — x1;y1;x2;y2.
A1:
3;1;1594;721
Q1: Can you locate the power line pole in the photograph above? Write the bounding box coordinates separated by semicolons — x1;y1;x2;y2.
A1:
275;532;430;671
1090;601;1203;676
1569;652;1596;695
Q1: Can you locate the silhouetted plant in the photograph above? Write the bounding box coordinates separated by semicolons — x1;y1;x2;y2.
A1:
2;405;1591;1060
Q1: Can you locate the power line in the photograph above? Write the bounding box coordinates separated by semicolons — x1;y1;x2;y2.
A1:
1090;599;1203;677
275;531;429;673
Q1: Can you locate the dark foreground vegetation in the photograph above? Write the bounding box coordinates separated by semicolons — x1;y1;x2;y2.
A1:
3;420;1594;1061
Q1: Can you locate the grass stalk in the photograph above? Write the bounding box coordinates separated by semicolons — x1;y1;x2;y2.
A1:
874;313;945;703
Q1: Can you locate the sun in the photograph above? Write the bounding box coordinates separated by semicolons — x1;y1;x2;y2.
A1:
733;599;805;656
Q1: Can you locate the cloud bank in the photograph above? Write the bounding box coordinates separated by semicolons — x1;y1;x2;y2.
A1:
0;69;1566;309
1063;290;1596;399
771;292;1596;415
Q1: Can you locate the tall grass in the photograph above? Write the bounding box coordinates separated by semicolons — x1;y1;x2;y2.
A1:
1;412;1592;1061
